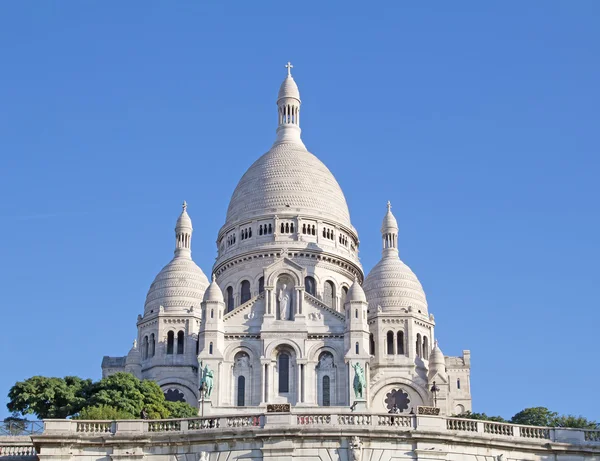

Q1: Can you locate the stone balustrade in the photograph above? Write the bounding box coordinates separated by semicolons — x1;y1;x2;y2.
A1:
31;414;599;446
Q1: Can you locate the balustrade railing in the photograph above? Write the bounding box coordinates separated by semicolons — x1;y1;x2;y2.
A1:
338;414;371;426
0;421;43;437
377;415;412;428
0;446;37;456
226;416;261;427
519;425;550;439
186;418;219;430
446;418;477;432
585;431;600;442
296;414;331;425
147;420;181;432
484;421;514;437
76;421;113;434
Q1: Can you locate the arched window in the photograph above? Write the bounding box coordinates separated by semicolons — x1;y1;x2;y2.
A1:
281;223;285;233
240;280;251;304
304;276;316;296
341;286;349;307
278;353;290;393
226;286;234;312
143;336;149;360
150;333;155;357
209;342;213;355
423;336;429;360
177;331;184;354
355;342;359;354
237;376;246;406
268;224;272;234
457;378;461;390
302;224;306;234
397;331;404;355
323;281;335;308
167;331;174;355
258;277;264;294
322;375;331;407
259;225;263;236
387;331;394;355
196;337;199;355
290;223;294;233
369;334;375;355
416;333;422;358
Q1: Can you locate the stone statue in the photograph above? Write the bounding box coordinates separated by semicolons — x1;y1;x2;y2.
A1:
235;354;250;368
200;365;214;399
352;362;366;399
349;436;363;461
199;451;209;461
278;284;291;320
319;354;334;369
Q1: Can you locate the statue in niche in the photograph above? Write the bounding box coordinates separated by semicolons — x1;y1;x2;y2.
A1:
318;353;334;370
278;283;292;320
235;353;250;368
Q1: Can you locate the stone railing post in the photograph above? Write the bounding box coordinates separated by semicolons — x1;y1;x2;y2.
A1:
114;420;144;435
476;421;484;433
513;426;520;437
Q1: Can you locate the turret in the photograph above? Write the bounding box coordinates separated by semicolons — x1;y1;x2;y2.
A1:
175;201;193;258
199;275;225;360
125;340;142;379
274;62;305;146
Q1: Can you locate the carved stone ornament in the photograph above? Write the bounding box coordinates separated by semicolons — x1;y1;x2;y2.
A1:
199;451;209;461
267;403;291;413
417;406;441;416
349;436;363;461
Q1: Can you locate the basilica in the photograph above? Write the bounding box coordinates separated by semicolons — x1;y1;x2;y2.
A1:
102;64;472;416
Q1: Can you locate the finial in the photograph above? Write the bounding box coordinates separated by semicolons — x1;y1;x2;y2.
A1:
133;339;137;349
285;61;293;77
212;274;216;282
182;200;187;212
387;201;392;212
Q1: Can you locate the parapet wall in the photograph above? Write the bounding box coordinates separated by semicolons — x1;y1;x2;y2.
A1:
6;413;600;461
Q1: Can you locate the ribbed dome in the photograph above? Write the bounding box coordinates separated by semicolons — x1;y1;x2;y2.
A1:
224;142;352;229
203;275;224;303
278;76;300;101
363;256;428;314
347;280;367;303
144;257;209;313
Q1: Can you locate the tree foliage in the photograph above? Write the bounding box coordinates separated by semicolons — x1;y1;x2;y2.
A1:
455;407;598;429
7;373;197;420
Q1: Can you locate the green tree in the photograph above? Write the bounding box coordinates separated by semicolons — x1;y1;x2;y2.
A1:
554;414;599;429
510;407;558;427
75;405;135;420
7;373;197;420
7;376;92;419
454;411;507;423
164;401;199;419
87;373;169;419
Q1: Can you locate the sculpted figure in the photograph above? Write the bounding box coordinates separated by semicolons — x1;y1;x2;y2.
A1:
278;284;291;320
350;436;363;461
352;362;366;399
200;365;214;398
199;452;209;461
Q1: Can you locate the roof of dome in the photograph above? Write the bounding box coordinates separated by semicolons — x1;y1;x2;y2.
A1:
347;280;367;303
278;76;300;101
428;341;446;379
203;275;224;303
144;257;209;313
381;201;398;232
224;142;353;229
176;201;192;229
363;256;428;314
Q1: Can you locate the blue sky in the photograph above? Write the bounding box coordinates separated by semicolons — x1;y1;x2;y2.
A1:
1;2;598;420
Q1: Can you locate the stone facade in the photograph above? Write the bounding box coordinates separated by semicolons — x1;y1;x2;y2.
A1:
101;65;471;417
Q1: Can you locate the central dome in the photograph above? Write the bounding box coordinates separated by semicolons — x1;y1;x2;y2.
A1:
224;142;352;230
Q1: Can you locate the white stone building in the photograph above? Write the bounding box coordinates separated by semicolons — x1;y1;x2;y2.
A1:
102;64;472;416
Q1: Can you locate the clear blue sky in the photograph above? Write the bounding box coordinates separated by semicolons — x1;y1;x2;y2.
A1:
1;2;598;421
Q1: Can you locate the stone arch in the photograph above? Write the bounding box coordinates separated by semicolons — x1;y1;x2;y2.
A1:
265;268;302;287
370;377;429;413
306;343;343;364
223;343;258;364
264;338;303;360
157;378;198;405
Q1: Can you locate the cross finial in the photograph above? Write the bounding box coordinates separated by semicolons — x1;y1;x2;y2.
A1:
387;201;392;212
182;200;187;212
285;61;293;77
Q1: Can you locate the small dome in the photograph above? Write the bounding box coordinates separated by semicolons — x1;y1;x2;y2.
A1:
381;202;398;233
363;256;428;314
347;280;367;303
278;76;300;102
428;340;446;380
176;201;192;230
126;340;141;365
144;257;209;313
203;275;224;303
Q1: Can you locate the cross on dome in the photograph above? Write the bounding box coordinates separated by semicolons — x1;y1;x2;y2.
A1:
387;201;392;212
182;200;188;212
285;61;293;77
